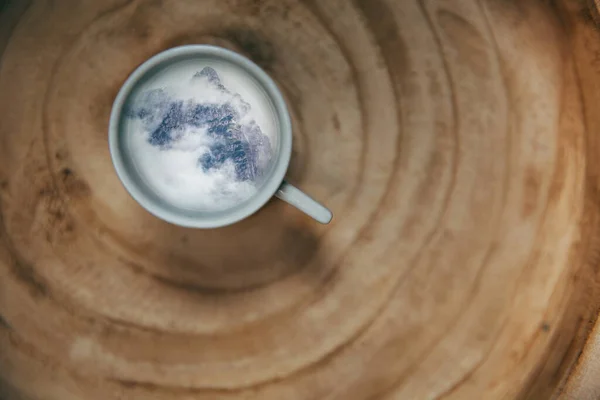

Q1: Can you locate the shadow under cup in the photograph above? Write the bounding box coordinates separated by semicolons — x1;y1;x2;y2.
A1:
109;45;293;228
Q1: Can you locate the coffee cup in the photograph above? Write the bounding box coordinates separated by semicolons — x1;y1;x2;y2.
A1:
109;45;332;228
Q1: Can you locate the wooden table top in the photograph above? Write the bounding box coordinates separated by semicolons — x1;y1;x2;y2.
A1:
2;0;600;399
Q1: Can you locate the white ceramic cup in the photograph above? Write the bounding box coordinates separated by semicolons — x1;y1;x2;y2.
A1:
109;45;332;228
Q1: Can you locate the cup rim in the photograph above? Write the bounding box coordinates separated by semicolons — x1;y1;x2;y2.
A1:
108;45;292;228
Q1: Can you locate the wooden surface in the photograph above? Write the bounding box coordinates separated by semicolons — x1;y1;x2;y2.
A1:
2;0;600;399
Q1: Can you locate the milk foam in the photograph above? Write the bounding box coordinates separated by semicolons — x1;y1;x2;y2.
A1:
122;59;278;212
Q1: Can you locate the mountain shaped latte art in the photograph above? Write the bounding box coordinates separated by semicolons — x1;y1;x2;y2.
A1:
126;67;274;183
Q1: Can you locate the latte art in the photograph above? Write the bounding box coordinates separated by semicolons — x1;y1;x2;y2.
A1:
123;61;278;211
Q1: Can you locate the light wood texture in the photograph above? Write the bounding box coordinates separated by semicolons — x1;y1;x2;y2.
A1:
1;0;600;399
553;1;600;399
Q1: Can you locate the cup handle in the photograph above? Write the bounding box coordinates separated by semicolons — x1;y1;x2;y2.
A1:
275;180;333;224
